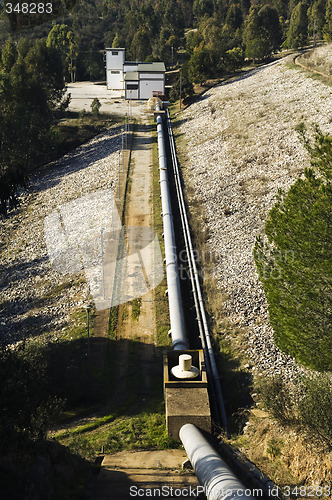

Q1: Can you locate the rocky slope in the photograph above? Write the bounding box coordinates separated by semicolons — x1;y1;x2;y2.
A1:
178;53;332;380
0;126;123;344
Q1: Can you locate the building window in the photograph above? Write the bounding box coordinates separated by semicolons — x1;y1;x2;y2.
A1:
112;51;118;55
111;71;120;74
127;84;138;90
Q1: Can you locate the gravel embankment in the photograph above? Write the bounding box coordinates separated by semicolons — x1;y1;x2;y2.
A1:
0;126;123;344
179;54;332;380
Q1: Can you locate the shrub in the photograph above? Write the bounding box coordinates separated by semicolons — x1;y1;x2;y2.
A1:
259;376;297;426
259;374;332;446
91;97;101;115
0;345;62;449
297;374;332;445
254;127;332;372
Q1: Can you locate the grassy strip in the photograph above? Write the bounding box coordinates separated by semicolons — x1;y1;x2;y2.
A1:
131;297;142;320
151;122;172;348
53;414;117;440
59;411;175;459
106;120;136;340
287;60;332;87
108;306;119;340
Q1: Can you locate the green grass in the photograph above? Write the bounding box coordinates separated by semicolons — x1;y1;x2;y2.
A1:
131;297;141;320
151;125;172;348
58;410;176;459
54;414;117;441
108;306;119;340
62;306;96;341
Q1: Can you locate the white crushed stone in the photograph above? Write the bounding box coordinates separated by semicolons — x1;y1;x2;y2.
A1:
179;55;332;379
0;126;123;343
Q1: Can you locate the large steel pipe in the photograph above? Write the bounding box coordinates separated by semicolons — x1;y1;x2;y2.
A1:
157;114;188;350
179;424;256;500
166;110;228;432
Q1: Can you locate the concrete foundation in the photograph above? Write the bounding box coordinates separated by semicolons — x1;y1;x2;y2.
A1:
164;350;211;440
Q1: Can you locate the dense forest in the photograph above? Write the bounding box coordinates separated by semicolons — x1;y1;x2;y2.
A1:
1;0;332;213
1;0;332;82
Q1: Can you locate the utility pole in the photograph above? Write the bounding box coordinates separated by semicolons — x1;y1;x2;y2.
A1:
118;151;121;199
100;228;105;299
83;304;93;370
179;70;182;110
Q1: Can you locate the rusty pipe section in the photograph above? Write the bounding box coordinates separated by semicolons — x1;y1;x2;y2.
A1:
179;424;256;500
157;113;188;350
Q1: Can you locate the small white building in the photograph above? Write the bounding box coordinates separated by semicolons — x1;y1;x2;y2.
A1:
105;48;166;100
106;48;125;90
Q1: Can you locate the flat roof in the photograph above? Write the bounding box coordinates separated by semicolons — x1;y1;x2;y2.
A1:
125;72;139;81
138;62;166;72
105;47;125;51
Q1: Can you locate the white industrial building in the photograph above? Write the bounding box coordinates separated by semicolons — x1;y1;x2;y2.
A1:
105;48;166;100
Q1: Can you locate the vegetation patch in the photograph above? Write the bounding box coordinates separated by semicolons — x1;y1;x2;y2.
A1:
259;374;332;446
131;297;142;320
108;305;119;340
297;44;332;77
152;125;172;348
59;410;176;459
254;126;332;372
49;112;117;163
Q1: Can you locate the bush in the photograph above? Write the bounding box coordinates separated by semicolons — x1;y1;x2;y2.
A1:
0;345;62;449
79;108;87;119
259;374;332;446
298;374;332;444
90;97;101;115
259;376;297;426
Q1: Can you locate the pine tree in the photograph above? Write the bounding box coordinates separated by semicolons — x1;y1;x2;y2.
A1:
243;5;281;61
0;36;65;215
286;1;308;48
323;0;332;40
254;128;332;372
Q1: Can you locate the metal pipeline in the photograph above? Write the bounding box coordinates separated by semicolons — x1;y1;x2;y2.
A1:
166;109;228;432
179;424;256;500
158;110;279;500
157;114;188;350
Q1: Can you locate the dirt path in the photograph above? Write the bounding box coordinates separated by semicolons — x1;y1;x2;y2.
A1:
115;120;157;404
121;121;156;344
102;119;158;410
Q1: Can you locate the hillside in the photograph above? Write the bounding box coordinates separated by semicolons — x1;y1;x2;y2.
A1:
178;53;332;380
175;52;332;486
0;126;122;343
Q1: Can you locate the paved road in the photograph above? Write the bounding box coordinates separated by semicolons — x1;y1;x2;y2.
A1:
66;81;149;119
